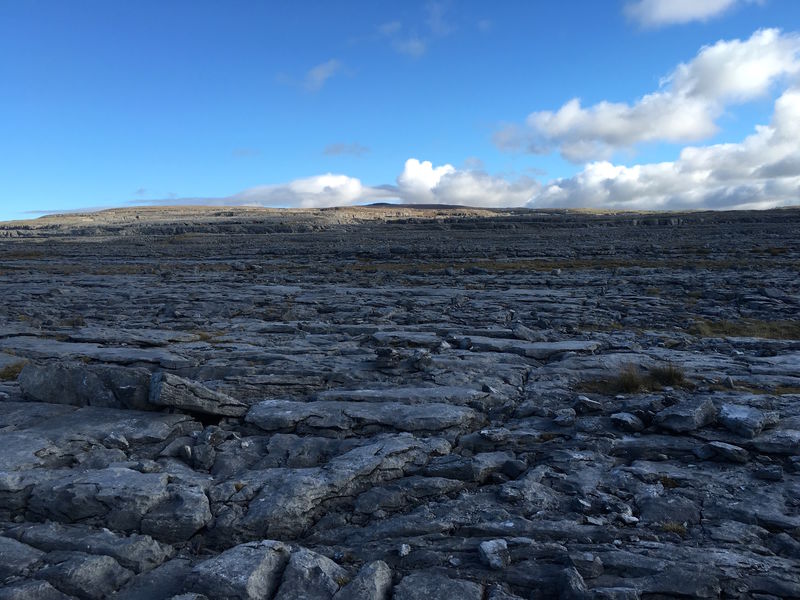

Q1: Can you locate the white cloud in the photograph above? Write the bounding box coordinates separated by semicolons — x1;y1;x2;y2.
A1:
395;159;539;207
496;29;800;162
527;87;800;211
304;59;342;92
625;0;762;28
230;174;391;208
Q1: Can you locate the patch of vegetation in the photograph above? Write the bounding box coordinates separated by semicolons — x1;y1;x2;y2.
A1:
752;245;789;256
579;363;690;395
649;363;685;387
348;256;757;275
776;386;800;395
691;319;800;340
658;476;681;489
193;330;225;342
660;521;688;536
0;361;27;381
58;315;87;327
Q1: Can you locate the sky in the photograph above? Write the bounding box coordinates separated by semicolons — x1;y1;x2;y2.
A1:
1;0;800;221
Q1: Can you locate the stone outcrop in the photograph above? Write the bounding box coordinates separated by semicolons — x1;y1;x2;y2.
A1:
1;206;799;598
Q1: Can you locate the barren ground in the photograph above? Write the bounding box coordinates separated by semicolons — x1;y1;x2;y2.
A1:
1;206;799;599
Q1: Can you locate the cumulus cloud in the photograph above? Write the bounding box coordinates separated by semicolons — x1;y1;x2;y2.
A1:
393;159;539;207
625;0;762;28
496;29;800;162
527;87;800;211
229;174;391;208
136;159;539;210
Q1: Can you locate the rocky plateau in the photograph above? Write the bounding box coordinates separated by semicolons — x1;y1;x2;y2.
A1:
0;205;799;599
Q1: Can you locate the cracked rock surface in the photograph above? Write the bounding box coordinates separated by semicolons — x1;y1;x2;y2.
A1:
1;205;800;599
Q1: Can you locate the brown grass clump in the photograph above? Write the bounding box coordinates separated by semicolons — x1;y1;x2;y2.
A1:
776;386;800;395
649;363;685;387
660;521;688;536
0;361;27;381
691;319;800;340
579;363;689;395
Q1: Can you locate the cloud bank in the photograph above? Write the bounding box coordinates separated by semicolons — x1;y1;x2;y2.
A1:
135;29;800;213
495;29;800;162
528;87;800;210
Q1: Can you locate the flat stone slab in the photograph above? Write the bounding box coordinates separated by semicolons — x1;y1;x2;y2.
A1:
0;336;193;368
6;522;174;573
246;399;480;434
149;372;249;416
184;541;290;600
25;405;200;447
453;335;600;359
314;386;488;405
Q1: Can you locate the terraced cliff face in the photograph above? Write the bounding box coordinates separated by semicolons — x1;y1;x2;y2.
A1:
1;205;799;599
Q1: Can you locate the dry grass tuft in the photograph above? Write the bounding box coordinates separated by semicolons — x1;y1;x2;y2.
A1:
579;362;689;395
691;319;800;340
660;521;688;536
0;361;27;381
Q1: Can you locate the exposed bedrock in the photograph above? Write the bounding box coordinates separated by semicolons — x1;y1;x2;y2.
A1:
1;206;800;598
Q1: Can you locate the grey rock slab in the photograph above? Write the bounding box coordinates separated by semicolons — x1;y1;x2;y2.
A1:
354;476;464;514
228;435;449;540
706;440;749;463
639;566;720;598
423;451;513;483
7;521;173;572
637;495;701;525
37;551;134;600
26;405;200;448
718;403;775;438
393;571;483;600
479;539;511;570
67;326;199;347
558;566;588;600
371;331;442;347
0;580;72;600
139;485;212;544
0;431;63;471
273;547;348;600
26;468;210;539
454;335;600;359
314;386;488;406
0;535;44;579
333;561;392;600
114;558;195;600
0;401;77;430
752;428;800;454
610;412;645;433
149;372;248;417
184;540;291;600
0;336;193;368
18;362;152;410
591;589;640;600
654;397;717;432
25;467;164;526
245;399;479;434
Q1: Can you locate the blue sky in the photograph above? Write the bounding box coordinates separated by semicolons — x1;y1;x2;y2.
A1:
2;0;800;221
